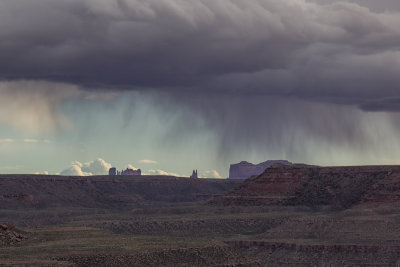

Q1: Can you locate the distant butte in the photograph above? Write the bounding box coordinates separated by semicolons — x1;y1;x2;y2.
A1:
229;160;292;179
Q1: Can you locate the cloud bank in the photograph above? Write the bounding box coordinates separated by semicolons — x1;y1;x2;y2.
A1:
139;159;158;164
0;81;80;133
200;170;222;179
0;0;400;111
145;169;181;177
60;158;112;176
2;0;400;174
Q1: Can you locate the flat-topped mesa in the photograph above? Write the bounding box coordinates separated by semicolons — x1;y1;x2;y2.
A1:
213;164;400;208
229;160;292;179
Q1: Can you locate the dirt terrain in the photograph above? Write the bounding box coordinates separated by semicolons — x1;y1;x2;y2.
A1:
0;166;400;266
0;175;242;209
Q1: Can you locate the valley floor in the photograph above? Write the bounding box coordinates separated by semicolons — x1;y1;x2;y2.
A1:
1;203;400;266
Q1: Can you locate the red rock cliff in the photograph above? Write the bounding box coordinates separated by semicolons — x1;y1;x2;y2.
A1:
215;164;400;208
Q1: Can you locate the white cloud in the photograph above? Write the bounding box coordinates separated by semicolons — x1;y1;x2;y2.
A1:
0;165;20;171
139;159;158;164
0;138;50;144
23;139;38;143
200;170;223;179
34;171;49;175
23;139;50;143
60;164;91;176
82;158;112;174
60;158;112;176
145;169;180;177
0;138;13;143
126;164;139;170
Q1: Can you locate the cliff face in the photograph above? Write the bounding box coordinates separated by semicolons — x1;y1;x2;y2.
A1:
229;160;292;179
216;164;400;208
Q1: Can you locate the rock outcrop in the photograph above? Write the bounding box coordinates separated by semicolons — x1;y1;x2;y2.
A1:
229;160;292;179
216;164;400;208
0;223;25;246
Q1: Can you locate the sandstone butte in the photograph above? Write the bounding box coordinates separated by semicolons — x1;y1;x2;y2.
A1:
214;164;400;208
229;160;292;179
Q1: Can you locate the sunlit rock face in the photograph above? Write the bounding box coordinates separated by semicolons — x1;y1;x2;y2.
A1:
229;160;292;179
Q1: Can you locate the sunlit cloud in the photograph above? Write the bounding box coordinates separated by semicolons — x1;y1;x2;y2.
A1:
145;169;180;177
0;138;14;143
60;158;112;176
0;165;21;171
139;159;158;164
126;164;139;170
34;171;49;175
23;139;50;143
0;81;79;134
200;170;223;179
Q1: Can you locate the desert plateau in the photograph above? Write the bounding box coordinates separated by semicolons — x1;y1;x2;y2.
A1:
1;164;400;266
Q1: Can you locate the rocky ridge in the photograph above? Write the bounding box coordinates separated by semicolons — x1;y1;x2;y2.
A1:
216;164;400;208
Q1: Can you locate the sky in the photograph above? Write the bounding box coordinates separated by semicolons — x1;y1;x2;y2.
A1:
1;0;400;177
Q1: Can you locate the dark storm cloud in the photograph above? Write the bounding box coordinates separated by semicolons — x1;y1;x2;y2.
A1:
1;0;400;111
312;0;400;12
360;97;400;111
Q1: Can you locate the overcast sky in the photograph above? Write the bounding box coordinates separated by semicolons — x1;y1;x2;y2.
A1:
1;0;400;177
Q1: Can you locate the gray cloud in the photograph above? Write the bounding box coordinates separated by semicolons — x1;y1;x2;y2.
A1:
312;0;400;12
1;0;400;111
2;0;400;173
360;97;400;111
0;80;79;133
0;80;118;134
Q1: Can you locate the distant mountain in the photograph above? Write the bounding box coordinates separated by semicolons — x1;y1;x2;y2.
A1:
229;160;292;179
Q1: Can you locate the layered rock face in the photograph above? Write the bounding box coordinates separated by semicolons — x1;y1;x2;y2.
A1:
229;160;292;179
217;164;400;208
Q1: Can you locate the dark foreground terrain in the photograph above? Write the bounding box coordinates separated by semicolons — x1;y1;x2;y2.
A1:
1;166;400;266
